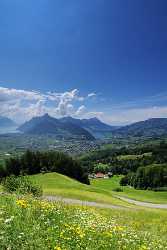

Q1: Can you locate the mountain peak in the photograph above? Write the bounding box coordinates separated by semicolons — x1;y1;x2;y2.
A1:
43;113;50;118
89;117;100;121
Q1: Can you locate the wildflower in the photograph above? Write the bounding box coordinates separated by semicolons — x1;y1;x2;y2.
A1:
4;216;14;224
54;246;62;250
139;245;148;250
16;199;28;208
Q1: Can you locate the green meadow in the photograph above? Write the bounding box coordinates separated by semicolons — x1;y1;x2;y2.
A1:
0;194;167;250
30;173;167;205
30;173;127;207
92;176;167;204
0;172;167;249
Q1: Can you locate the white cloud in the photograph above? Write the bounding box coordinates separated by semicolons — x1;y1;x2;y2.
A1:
87;92;96;98
0;87;98;123
75;105;86;116
103;106;167;125
1;86;167;126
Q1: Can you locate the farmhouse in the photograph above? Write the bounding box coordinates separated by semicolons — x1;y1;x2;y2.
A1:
95;172;105;178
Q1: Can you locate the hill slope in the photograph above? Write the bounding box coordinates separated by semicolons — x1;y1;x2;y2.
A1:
0;116;16;127
30;173;126;206
18;114;95;140
113;118;167;137
0;116;17;134
60;116;117;138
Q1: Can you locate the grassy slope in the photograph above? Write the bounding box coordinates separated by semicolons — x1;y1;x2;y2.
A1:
0;195;167;249
117;152;152;160
1;173;166;205
30;173;129;207
92;176;167;204
31;172;167;205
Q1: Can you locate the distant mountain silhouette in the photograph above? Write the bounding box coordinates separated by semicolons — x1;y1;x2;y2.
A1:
18;115;167;139
60;116;118;138
18;114;95;140
0;116;16;127
113;118;167;137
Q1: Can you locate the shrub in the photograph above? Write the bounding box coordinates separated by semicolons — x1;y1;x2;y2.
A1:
112;187;123;192
152;187;167;192
2;175;42;197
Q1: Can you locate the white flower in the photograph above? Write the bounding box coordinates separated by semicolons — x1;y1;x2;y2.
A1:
4;216;14;224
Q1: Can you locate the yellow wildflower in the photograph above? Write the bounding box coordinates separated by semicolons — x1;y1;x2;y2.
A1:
16;199;28;208
54;246;62;250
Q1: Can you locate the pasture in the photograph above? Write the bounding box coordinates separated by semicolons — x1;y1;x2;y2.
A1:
0;195;167;249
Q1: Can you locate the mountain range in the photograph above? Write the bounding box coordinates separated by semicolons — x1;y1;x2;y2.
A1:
0;116;16;128
112;118;167;137
18;114;95;140
0;116;18;134
59;116;117;138
1;114;167;139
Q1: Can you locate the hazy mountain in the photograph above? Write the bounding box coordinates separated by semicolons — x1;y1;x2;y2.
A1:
0;116;18;134
60;116;118;138
113;118;167;137
0;116;16;128
18;114;95;140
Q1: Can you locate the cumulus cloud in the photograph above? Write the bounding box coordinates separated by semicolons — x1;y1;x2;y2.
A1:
2;86;166;126
75;105;86;116
0;87;98;123
102;106;167;125
87;92;96;98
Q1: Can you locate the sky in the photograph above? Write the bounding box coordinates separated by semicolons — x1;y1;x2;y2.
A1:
0;0;167;125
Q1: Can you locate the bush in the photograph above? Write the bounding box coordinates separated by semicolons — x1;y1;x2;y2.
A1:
152;187;167;192
2;175;42;197
112;187;123;192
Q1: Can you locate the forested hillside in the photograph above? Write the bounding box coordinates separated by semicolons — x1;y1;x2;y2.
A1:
80;141;167;189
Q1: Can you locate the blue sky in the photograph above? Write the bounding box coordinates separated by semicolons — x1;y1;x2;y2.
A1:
0;0;167;124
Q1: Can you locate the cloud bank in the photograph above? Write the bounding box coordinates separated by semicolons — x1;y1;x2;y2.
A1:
0;87;98;123
1;86;167;125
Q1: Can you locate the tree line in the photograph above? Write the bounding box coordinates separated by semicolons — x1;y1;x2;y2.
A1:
0;150;90;185
80;140;167;189
120;164;167;189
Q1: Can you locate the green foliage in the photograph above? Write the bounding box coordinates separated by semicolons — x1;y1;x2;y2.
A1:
81;141;167;191
121;164;167;190
0;195;167;250
112;187;123;192
3;150;90;185
94;163;109;173
2;175;42;196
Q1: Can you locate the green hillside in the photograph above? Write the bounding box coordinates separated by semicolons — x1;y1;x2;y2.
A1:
1;194;167;250
92;176;167;204
30;173;167;205
30;173;128;206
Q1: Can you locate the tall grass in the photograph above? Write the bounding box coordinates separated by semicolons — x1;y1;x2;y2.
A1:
0;195;166;250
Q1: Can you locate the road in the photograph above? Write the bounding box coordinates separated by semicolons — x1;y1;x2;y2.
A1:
44;195;129;210
114;195;167;209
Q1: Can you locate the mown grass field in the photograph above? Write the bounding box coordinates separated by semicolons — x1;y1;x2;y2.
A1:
92;176;167;204
117;152;152;160
0;194;167;250
30;173;128;207
29;173;167;205
1;172;167;205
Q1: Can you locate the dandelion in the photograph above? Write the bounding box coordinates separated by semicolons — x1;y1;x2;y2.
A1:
54;246;62;250
16;199;28;208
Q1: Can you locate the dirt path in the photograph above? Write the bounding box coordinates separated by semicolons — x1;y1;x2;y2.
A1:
114;195;167;209
43;195;129;210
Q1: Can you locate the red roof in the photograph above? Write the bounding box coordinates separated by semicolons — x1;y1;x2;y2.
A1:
95;172;104;178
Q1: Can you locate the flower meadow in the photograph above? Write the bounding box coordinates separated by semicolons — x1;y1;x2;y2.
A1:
0;195;166;250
